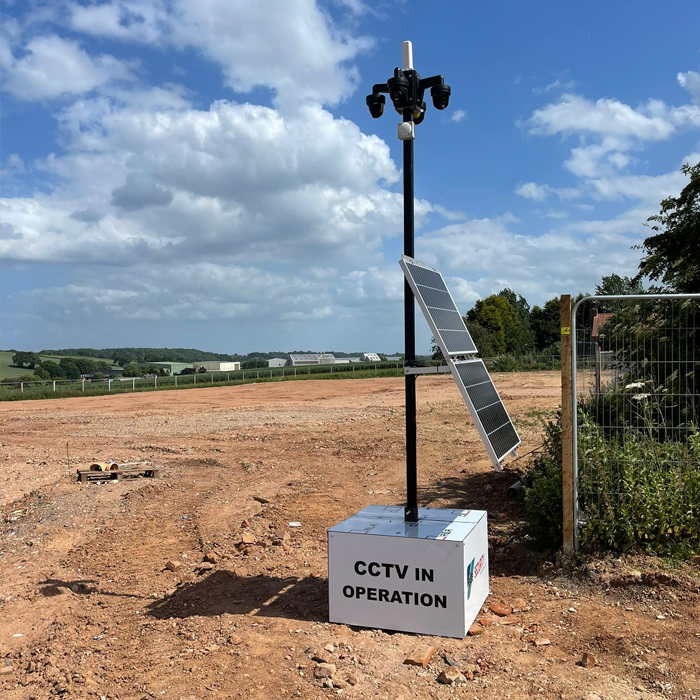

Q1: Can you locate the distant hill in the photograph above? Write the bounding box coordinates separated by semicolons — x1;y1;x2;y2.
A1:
40;347;235;365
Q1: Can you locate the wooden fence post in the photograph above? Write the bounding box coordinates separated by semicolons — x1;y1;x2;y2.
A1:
560;294;575;554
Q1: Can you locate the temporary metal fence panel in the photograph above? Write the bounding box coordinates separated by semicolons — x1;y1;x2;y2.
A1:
571;293;700;549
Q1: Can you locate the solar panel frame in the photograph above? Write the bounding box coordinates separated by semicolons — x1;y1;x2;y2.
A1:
399;256;477;357
450;358;521;467
398;255;521;469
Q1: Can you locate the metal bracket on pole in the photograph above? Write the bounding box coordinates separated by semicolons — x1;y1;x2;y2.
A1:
404;365;452;375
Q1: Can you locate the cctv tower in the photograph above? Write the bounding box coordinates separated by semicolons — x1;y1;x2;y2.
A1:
366;43;451;522
327;42;519;639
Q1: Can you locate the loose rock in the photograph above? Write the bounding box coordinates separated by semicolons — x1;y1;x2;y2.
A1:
314;663;336;679
468;624;484;636
203;550;219;564
578;652;597;668
310;649;333;664
404;645;436;668
164;560;181;572
437;666;465;685
512;597;530;612
240;532;256;545
533;638;551;647
490;601;512;617
443;654;459;667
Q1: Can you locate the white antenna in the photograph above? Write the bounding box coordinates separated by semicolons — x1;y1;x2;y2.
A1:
402;41;413;71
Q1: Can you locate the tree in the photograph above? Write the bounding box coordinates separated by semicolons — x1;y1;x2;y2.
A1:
59;358;81;380
12;351;40;369
465;320;500;358
34;364;50;379
638;162;700;292
498;289;534;351
466;293;530;355
41;361;66;378
122;364;143;378
593;274;645;312
242;358;268;369
530;297;561;351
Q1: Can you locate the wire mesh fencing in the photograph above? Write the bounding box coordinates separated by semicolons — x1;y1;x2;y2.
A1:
572;294;700;552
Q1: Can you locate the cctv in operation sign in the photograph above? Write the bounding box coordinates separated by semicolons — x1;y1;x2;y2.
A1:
328;507;489;638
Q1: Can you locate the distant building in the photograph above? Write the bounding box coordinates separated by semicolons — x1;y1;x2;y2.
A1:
267;358;288;368
591;310;614;342
289;353;336;366
139;362;193;374
385;356;401;362
361;353;381;362
194;361;241;372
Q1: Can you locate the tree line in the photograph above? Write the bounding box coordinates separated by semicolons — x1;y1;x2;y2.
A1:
9;353;113;381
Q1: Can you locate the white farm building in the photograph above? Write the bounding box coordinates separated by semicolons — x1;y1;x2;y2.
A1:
289;353;336;366
194;361;241;372
361;353;381;362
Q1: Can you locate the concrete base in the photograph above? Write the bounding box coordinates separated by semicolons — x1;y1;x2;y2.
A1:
328;506;489;638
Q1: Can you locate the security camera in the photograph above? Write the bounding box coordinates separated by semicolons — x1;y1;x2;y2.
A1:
387;71;410;111
430;84;451;110
366;93;385;119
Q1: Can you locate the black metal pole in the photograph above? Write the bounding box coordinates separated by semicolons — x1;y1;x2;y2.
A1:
403;108;418;523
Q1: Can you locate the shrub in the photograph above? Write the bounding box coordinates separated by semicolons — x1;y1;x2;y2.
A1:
523;411;700;556
523;415;563;550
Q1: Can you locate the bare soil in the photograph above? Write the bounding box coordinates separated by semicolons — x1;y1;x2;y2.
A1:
1;373;698;700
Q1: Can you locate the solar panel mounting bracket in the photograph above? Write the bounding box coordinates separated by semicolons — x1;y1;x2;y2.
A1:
404;365;452;375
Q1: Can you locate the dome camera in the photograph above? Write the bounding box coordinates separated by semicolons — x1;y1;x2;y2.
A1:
430;84;451;110
366;93;385;119
387;72;409;111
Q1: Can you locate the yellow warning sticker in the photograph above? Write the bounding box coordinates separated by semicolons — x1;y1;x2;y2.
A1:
561;327;571;335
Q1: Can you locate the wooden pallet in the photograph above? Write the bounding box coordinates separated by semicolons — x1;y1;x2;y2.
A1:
77;465;160;483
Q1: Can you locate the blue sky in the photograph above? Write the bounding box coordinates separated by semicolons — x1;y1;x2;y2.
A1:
2;0;700;355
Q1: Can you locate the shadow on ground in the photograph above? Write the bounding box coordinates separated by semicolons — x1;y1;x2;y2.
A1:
419;468;546;576
146;571;328;623
39;578;148;599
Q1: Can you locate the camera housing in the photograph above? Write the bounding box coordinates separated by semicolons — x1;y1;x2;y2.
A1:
387;72;410;111
366;93;385;119
430;84;451;110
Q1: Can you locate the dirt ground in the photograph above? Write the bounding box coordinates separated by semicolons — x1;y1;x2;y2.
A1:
1;372;698;700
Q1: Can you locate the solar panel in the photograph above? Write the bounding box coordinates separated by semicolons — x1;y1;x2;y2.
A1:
399;256;477;356
399;255;521;468
452;359;520;466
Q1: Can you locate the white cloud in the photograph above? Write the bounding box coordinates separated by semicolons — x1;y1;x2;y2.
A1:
678;70;700;103
527;93;677;140
3;35;132;100
450;109;466;123
515;182;580;201
1;98;407;267
533;78;574;94
68;0;373;107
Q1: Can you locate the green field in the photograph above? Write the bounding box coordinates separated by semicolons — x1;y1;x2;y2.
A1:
0;351;117;380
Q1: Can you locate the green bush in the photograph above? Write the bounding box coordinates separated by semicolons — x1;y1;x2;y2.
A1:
523;415;563;550
578;414;700;555
523;411;700;556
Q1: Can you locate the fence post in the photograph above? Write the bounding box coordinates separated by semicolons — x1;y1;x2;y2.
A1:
560;294;575;555
227;373;230;382
82;379;85;392
194;374;196;385
155;376;158;388
211;373;214;384
294;368;296;377
108;379;111;392
53;381;56;392
257;371;259;380
175;375;178;387
20;382;23;393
